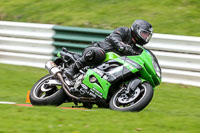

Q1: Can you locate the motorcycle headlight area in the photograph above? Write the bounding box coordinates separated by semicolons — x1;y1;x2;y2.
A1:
152;60;161;78
145;49;162;78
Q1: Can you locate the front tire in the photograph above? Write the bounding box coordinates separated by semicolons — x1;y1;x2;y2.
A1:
30;74;67;106
109;82;153;112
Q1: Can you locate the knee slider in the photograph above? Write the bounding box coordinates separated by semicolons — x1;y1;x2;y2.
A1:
84;50;95;61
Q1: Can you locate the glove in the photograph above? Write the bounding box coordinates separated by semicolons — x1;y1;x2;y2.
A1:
117;42;135;55
123;45;135;55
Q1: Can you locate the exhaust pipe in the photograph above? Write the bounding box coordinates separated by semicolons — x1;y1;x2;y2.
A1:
45;61;61;76
57;73;96;102
45;61;96;102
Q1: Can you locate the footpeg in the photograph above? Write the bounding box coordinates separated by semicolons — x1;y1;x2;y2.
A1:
64;78;74;86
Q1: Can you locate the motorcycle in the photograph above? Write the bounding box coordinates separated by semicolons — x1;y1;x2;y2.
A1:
30;45;161;111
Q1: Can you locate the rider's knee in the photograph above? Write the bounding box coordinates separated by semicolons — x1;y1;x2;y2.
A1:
82;47;106;65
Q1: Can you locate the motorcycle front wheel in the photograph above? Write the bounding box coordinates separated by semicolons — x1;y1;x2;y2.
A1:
30;74;68;106
109;82;153;112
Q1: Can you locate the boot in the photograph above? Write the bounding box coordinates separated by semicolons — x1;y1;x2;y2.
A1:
64;58;86;79
64;63;79;79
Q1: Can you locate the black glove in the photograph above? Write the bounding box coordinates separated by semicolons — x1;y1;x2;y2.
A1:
123;45;135;55
117;42;135;55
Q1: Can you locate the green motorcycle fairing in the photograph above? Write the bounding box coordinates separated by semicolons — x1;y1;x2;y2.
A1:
127;49;161;87
81;47;161;100
82;69;111;99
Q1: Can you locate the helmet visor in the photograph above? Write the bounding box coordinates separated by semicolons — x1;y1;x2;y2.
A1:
138;28;152;43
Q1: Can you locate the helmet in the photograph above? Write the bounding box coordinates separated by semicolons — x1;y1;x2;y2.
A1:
131;20;153;45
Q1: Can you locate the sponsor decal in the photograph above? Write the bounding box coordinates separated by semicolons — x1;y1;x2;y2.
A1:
91;88;103;98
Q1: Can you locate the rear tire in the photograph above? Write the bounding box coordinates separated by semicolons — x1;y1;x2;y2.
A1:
30;74;67;106
109;82;153;112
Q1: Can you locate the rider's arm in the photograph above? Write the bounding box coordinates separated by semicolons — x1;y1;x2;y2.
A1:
108;27;135;55
108;27;128;52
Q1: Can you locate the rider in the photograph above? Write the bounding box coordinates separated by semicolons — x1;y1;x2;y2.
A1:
65;19;153;79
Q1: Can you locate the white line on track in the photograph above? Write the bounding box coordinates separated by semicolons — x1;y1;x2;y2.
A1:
0;101;16;104
0;101;97;111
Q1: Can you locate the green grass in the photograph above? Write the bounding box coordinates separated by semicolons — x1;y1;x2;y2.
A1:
0;63;200;133
0;1;200;132
0;0;200;36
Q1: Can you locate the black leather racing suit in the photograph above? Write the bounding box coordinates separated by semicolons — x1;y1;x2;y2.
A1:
64;27;143;78
81;27;143;66
93;27;142;56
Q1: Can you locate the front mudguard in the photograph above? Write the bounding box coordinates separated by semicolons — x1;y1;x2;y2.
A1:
127;78;142;92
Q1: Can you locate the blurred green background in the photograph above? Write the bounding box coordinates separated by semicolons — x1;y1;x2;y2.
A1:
0;64;199;133
0;0;200;36
0;1;200;133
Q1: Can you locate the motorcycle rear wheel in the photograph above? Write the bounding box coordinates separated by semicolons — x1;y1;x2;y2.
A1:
30;74;67;106
109;82;153;112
